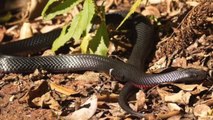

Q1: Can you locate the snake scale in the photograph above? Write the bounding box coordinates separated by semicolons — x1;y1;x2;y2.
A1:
0;12;207;117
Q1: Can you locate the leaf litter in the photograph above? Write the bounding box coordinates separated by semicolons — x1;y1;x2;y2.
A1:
0;0;212;119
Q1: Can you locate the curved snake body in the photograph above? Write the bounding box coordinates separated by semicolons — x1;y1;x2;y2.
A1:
0;13;207;117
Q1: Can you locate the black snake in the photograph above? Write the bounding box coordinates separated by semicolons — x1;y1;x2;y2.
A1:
0;12;207;117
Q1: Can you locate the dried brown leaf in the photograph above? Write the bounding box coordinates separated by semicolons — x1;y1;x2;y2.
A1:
32;91;61;110
20;22;33;39
164;90;191;104
194;104;211;117
191;84;208;95
25;80;50;107
97;93;118;102
136;90;146;111
157;110;180;119
167;103;181;111
187;42;199;51
157;86;173;100
173;84;202;91
150;56;167;71
201;98;213;106
0;26;5;42
40;25;63;33
142;6;161;18
65;94;97;120
49;82;79;96
107;103;126;117
186;1;199;7
148;0;164;4
172;57;187;68
75;71;100;83
167;115;181;120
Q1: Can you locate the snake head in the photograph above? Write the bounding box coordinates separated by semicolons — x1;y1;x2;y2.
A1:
180;68;207;82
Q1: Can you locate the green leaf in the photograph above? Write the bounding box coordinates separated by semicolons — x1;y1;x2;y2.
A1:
94;36;108;55
0;12;12;23
88;21;109;56
52;0;95;51
80;34;92;54
116;0;143;30
51;25;69;51
42;0;82;20
42;0;57;19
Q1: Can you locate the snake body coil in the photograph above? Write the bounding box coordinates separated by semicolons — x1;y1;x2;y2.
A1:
0;13;207;117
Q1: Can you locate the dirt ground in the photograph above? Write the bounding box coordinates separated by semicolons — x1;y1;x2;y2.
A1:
0;0;212;120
